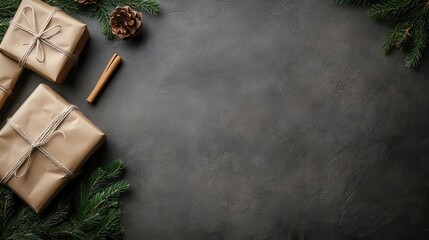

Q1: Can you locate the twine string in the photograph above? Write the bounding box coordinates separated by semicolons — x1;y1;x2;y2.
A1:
1;105;77;184
9;5;78;67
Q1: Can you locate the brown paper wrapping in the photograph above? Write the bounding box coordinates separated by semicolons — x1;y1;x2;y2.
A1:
0;53;23;111
0;84;105;212
0;0;88;83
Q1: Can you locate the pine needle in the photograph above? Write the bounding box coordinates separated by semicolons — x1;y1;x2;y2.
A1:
97;5;115;40
336;0;429;69
335;0;378;6
366;0;414;21
0;160;130;240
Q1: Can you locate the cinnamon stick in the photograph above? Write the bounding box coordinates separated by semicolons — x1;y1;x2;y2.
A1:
87;53;122;104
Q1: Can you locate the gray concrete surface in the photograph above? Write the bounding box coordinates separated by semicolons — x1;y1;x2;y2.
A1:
2;0;429;239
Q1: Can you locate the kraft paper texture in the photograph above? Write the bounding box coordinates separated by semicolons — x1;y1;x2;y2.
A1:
0;52;23;111
0;0;88;83
0;84;105;212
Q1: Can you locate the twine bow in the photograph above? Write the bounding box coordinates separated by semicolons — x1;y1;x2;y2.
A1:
0;105;77;184
9;5;78;67
0;85;12;96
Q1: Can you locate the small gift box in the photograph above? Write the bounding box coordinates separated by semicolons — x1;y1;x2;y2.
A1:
0;84;105;212
0;52;24;111
0;0;88;83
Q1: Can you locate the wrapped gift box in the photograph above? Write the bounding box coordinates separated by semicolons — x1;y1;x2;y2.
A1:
0;52;23;111
0;84;105;212
0;0;88;83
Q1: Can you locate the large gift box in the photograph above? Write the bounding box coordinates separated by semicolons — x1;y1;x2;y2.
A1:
0;52;24;111
0;84;105;212
0;0;89;83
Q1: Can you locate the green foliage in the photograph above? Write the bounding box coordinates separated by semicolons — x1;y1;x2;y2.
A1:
335;0;429;69
121;0;162;15
336;0;377;5
0;0;160;40
366;0;415;21
0;19;8;39
98;5;115;39
0;160;130;240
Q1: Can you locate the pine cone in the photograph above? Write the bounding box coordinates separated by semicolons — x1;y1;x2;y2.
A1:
110;6;143;40
74;0;96;5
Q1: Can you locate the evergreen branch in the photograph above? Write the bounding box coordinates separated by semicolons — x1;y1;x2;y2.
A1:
76;159;125;212
43;0;98;17
91;209;124;239
0;160;130;240
335;0;379;6
367;0;414;21
0;19;10;40
38;203;70;229
0;0;20;19
381;23;412;54
97;5;115;40
46;222;84;240
44;0;81;15
110;0;161;15
84;180;129;216
337;0;429;68
405;18;429;68
0;187;14;237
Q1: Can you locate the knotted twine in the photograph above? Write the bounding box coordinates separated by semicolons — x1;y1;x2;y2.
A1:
0;105;77;184
9;5;78;68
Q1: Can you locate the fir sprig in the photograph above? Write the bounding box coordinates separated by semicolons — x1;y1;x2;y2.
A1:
0;0;160;40
335;0;429;69
0;160;130;240
336;0;377;5
97;5;115;39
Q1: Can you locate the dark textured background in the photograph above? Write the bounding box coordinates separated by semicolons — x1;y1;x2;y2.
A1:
2;0;429;239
